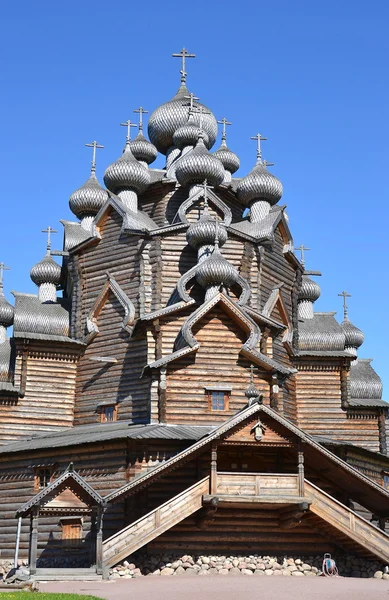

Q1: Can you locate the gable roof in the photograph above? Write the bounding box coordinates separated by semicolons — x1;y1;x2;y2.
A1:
104;403;389;515
16;467;104;517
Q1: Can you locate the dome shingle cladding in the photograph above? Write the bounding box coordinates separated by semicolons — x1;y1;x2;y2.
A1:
350;359;383;400
69;173;109;219
237;161;283;206
341;319;365;350
299;275;321;302
186;214;227;249
30;255;62;286
173;119;209;150
104;145;151;194
148;84;218;154
175;136;225;187
129;132;158;165
0;294;14;327
213;141;240;174
196;247;238;289
298;313;346;351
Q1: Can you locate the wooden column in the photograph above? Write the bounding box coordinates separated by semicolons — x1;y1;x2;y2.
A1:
270;374;279;411
158;367;167;424
96;507;104;575
29;508;39;575
297;442;305;496
210;443;218;494
378;410;388;456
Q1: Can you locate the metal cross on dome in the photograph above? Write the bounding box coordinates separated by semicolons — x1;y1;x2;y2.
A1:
184;93;200;113
172;47;196;84
295;244;310;267
193;105;211;130
218;117;232;142
338;290;351;320
0;262;10;290
120;119;137;143
42;226;58;253
133;107;148;132
251;133;267;161
85;141;104;173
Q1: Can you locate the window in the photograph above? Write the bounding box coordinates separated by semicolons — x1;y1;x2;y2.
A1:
383;473;389;490
205;389;230;411
100;404;117;423
34;467;52;491
61;518;83;546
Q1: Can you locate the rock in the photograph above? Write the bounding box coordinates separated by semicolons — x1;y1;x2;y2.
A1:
295;559;302;565
257;563;265;570
219;568;229;576
184;568;197;576
246;562;256;570
292;571;304;576
182;562;193;569
171;561;181;569
242;569;254;575
201;564;210;570
301;564;311;571
304;571;317;577
201;556;210;564
232;559;239;567
282;570;291;576
198;570;209;576
265;569;273;576
374;571;383;579
273;570;283;576
382;574;389;580
151;569;161;576
230;567;241;575
273;562;282;570
287;565;297;572
110;572;121;579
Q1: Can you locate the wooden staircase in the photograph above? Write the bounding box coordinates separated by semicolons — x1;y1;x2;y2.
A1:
102;477;210;568
304;479;389;562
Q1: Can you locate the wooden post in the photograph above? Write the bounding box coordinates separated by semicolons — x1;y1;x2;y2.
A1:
340;365;350;410
297;442;304;497
96;507;104;576
210;443;218;494
89;509;97;567
29;508;39;574
378;411;388;456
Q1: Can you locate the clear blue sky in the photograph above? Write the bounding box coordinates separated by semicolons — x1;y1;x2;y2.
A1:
0;0;387;394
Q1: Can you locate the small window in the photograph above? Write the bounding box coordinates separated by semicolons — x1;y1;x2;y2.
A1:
100;404;117;423
383;473;389;490
206;390;230;411
34;467;52;492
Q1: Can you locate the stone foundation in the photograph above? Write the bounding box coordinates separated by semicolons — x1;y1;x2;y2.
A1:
110;553;389;579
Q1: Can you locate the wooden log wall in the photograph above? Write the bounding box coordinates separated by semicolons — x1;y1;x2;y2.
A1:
295;365;380;452
0;440;128;560
0;345;78;445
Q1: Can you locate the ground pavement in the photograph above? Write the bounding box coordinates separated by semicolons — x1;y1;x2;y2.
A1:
41;575;389;600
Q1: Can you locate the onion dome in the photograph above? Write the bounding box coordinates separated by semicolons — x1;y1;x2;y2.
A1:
104;143;151;195
30;255;61;286
173;115;209;150
341;319;364;350
0;294;14;327
69;172;109;219
196;238;238;290
148;84;218;155
129;132;158;165
187;214;227;249
299;275;321;302
213;140;240;175
237;160;283;206
175;134;225;187
245;381;260;402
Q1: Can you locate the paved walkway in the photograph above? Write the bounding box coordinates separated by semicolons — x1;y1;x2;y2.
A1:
41;575;389;600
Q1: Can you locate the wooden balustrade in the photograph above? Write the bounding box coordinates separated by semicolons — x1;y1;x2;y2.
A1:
216;472;299;497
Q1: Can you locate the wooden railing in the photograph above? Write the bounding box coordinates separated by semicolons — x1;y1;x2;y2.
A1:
102;476;210;568
216;472;300;496
305;479;389;562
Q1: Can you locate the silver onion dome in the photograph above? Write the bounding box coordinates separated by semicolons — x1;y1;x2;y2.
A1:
30;255;62;286
196;246;238;289
298;275;321;302
213;140;240;174
237;161;283;206
129;132;158;165
186;213;227;249
341;319;364;350
69;172;109;219
0;294;14;327
104;144;151;195
173;116;209;150
148;84;218;155
175;135;225;187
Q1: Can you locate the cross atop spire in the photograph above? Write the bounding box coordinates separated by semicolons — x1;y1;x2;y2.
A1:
42;226;58;254
295;244;310;267
133;107;148;132
202;179;213;210
120;119;137;143
172;47;196;84
193;105;211;130
338;290;351;320
0;262;10;292
218;117;232;142
251;133;267;161
85;141;104;174
184;93;200;113
263;160;275;168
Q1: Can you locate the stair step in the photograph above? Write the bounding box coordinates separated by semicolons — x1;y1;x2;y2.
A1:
32;568;102;581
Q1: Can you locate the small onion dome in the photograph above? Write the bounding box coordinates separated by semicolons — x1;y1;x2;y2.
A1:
186;214;227;249
30;255;61;286
69;172;109;219
213;140;240;174
148;84;218;154
245;382;260;401
129;132;158;165
341;319;364;350
196;247;239;289
0;294;14;327
173;118;209;150
104;144;151;195
298;275;321;303
175;135;225;187
237;161;283;206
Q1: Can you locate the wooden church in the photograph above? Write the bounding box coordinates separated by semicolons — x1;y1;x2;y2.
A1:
0;49;388;577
